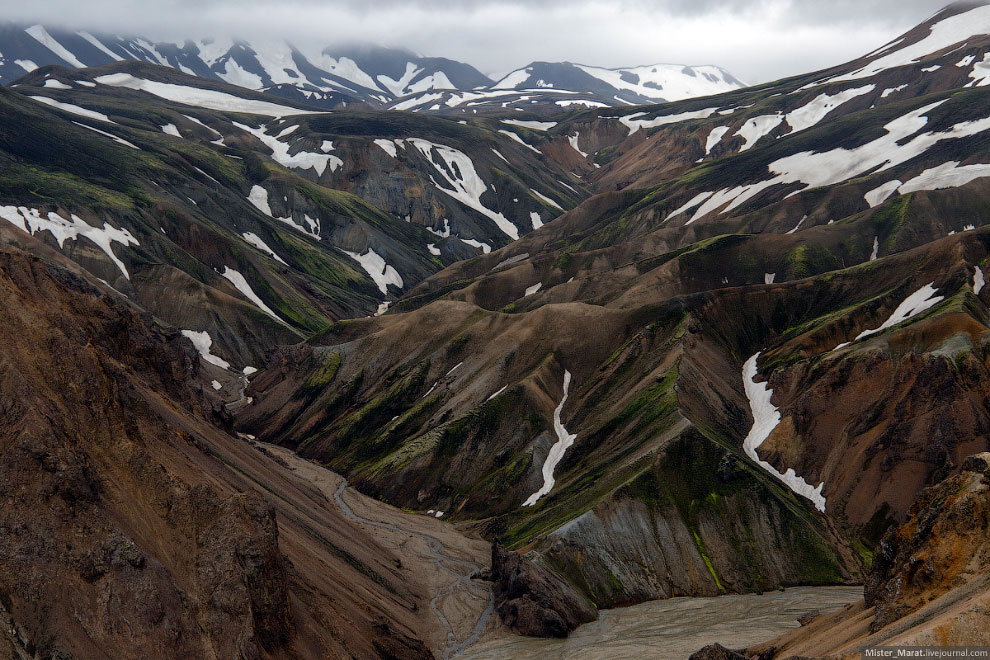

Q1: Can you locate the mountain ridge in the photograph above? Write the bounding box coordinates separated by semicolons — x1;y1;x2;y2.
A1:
0;22;745;112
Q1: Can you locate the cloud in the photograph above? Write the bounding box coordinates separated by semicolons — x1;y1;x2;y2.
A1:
0;0;950;83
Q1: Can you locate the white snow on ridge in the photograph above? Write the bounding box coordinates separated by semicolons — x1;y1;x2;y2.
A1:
221;266;288;324
502;119;557;131
865;180;903;207
180;330;231;369
25;25;86;68
498;129;542;154
975;267;985;295
247;185;321;240
613;108;718;135
530;211;544;230
834;5;990;82
219;59;264;89
234;121;341;176
43;79;72;90
567;132;589;158
556;100;608;109
736;114;784;152
870;236;880;261
242;232;288;264
530;189;563;211
854;283;944;341
77;31;123;62
460;238;492;253
682;101;990;225
374;139;398;157
866;161;990;207
16;60;38;72
29;96;114;123
393;93;443;111
968;52;990;86
0;206;138;279
72;122;140;150
160;123;181;137
785;215;807;235
741;354;826;513
881;85;908;98
93;73;318;116
524;282;542;296
575;63;743;102
785;85;875;134
343;248;404;295
764;273;776;284
705;126;731;155
523;370;577;507
407;138;520;240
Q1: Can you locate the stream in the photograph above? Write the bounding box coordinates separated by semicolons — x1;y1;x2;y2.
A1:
460;585;861;660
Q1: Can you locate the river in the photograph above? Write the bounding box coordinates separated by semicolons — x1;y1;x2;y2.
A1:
460;586;862;660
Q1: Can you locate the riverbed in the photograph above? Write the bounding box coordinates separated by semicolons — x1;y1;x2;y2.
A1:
460;586;862;660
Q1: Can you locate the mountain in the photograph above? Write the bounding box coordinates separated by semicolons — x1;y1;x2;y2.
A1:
0;23;745;111
3;1;990;657
1;59;582;368
236;0;990;615
493;61;744;104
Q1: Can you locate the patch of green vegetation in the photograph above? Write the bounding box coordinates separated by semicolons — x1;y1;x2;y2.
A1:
692;530;725;592
873;193;912;252
0;165;135;212
302;351;342;393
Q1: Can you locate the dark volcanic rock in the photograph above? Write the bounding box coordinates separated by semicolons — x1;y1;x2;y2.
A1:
689;643;749;660
491;542;597;637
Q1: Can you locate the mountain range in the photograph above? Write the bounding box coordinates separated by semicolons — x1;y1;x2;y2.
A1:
1;2;990;658
0;23;744;111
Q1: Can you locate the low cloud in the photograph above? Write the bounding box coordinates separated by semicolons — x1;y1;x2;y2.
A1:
2;0;949;83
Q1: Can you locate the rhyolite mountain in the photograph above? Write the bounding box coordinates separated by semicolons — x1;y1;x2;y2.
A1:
0;22;745;111
3;1;990;658
237;0;990;617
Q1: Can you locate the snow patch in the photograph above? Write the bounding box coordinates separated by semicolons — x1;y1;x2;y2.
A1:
242;232;288;264
854;283;944;341
181;330;231;370
374;139;398;157
233;121;341;176
742;354;826;512
30;96;113;123
0;205;138;278
94;73;317;116
523;371;577;507
613;108;717;135
221;266;287;324
408;138;519;240
498;129;542;154
502;119;556;131
343;248;404;295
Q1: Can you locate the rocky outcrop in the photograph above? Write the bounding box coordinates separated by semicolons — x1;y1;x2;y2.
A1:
0;247;440;659
689;644;750;660
866;452;990;632
491;542;597;637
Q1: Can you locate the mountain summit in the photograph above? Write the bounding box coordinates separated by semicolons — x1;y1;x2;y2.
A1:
0;23;744;111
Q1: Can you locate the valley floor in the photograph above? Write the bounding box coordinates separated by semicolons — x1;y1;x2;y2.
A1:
260;444;494;657
459;586;862;660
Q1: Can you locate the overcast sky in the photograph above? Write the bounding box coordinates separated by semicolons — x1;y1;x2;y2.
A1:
2;0;952;83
